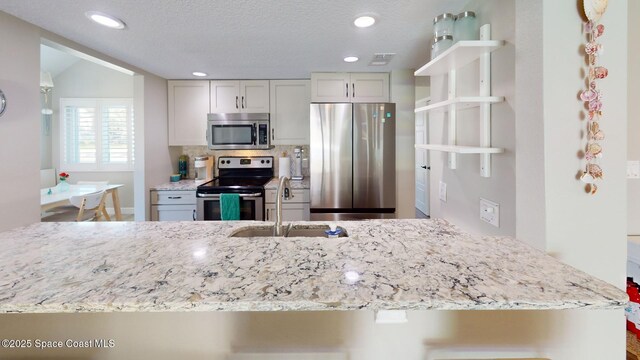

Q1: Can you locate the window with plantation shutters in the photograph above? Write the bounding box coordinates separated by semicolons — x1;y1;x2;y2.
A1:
60;98;134;171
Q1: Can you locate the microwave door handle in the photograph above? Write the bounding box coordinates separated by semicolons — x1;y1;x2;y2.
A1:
252;124;257;145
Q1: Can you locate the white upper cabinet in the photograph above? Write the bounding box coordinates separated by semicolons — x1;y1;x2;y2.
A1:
210;80;269;113
168;80;209;146
350;73;390;103
241;80;270;113
210;81;240;113
311;72;389;103
270;80;311;145
310;73;351;102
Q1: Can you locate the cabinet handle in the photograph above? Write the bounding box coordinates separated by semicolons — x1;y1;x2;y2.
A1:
420;165;430;170
236;96;239;109
266;208;269;220
352;83;355;98
168;196;182;199
271;128;274;141
192;209;196;221
242;96;245;109
345;83;348;98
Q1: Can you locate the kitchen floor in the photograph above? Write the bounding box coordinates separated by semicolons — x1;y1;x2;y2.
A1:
415;208;429;219
628;331;639;359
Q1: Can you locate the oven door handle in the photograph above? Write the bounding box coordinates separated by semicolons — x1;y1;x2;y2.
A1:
197;192;262;199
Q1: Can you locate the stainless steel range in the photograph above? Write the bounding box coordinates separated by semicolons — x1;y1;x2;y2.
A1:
196;156;273;221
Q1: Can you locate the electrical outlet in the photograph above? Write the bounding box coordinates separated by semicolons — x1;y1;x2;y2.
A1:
628;161;640;179
439;181;447;202
480;198;500;227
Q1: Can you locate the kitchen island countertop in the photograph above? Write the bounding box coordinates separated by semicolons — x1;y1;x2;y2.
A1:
0;219;625;313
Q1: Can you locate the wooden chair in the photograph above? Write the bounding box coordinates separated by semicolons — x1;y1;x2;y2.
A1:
42;190;110;222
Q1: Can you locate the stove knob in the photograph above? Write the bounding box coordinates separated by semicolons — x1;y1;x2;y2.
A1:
266;160;270;164
226;160;231;164
261;160;265;164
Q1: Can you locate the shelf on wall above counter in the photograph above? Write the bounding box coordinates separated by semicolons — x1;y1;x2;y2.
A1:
414;40;505;77
414;96;504;113
415;144;504;154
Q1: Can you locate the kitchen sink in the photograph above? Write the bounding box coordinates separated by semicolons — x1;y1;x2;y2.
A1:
229;224;348;238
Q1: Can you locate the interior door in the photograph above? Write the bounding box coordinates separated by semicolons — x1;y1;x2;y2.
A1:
310;103;353;209
415;98;430;216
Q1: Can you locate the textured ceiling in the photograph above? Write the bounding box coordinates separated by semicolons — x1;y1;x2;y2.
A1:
1;0;466;79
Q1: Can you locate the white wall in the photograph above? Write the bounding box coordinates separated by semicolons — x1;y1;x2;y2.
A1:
50;60;135;208
391;69;416;218
514;0;628;358
0;12;42;232
428;0;516;237
628;0;640;235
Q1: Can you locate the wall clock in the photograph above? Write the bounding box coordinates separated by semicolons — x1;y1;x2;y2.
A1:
0;89;6;117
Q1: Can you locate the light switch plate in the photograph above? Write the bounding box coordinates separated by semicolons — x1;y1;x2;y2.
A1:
439;181;447;202
628;161;640;179
480;198;500;227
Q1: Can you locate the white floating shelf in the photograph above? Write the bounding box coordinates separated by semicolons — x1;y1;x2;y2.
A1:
414;96;504;113
414;40;505;77
415;144;504;154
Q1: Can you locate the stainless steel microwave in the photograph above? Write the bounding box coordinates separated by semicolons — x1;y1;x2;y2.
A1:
206;113;271;150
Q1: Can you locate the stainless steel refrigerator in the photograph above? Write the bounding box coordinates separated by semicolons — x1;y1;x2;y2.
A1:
310;103;396;220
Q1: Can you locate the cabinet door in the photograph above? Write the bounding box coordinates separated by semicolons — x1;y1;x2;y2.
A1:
264;203;310;221
311;73;350;102
168;81;209;145
240;80;270;113
151;205;197;221
270;80;311;145
210;81;240;113
265;204;276;221
350;73;390;103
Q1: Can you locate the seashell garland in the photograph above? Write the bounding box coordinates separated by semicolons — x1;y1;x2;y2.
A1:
580;12;607;195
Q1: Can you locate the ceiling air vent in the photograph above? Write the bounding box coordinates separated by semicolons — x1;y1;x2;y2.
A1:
369;53;395;66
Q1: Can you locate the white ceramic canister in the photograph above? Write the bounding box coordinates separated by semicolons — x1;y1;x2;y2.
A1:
433;13;455;38
454;11;478;41
432;35;454;59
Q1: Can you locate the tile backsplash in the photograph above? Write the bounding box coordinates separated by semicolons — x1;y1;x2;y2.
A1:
180;145;309;179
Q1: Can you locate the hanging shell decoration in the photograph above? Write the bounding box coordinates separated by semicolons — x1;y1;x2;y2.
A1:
580;0;607;195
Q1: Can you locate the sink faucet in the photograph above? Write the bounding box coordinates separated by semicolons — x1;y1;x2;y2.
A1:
274;176;293;236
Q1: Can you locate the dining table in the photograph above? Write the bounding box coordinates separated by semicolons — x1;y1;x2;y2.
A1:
40;184;124;221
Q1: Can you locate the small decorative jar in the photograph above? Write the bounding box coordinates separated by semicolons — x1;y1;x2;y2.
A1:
454;11;478;41
432;35;454;60
433;13;456;38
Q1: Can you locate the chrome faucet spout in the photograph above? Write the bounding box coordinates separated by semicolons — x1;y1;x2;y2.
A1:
274;176;293;236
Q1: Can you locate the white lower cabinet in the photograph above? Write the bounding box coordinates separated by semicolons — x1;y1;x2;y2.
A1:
151;190;197;221
264;189;310;221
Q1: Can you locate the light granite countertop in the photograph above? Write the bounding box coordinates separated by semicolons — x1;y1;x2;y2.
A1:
151;180;200;191
152;177;309;191
265;177;310;190
0;219;625;313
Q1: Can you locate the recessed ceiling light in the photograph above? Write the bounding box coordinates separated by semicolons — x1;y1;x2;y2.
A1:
192;71;208;77
85;11;126;29
354;16;376;28
344;56;359;63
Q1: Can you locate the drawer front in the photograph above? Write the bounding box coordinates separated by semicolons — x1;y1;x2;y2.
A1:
265;189;310;203
151;204;197;221
151;190;196;205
